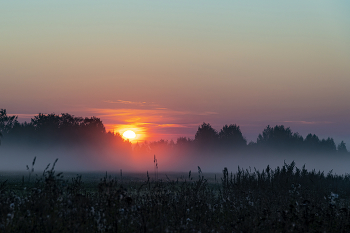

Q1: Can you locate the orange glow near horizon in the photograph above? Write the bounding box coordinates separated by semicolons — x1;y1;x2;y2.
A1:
91;107;219;143
112;124;147;143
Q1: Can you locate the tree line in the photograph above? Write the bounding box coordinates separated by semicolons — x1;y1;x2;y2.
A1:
0;109;128;150
0;109;348;154
135;122;348;155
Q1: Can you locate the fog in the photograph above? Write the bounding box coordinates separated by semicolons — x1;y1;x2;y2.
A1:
1;144;349;177
1;111;348;176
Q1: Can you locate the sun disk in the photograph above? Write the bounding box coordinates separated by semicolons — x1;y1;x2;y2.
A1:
123;130;136;139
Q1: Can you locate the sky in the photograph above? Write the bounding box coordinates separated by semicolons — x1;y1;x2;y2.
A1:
1;1;350;144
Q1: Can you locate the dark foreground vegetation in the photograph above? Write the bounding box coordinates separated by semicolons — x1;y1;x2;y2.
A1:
1;160;350;232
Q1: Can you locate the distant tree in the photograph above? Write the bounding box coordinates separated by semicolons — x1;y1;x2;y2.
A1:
337;141;348;154
247;141;257;147
176;137;194;146
0;109;18;134
81;117;106;135
133;141;150;154
177;137;189;145
31;113;58;129
304;134;320;151
320;137;336;152
303;134;337;153
60;113;83;129
257;125;303;151
219;124;246;149
0;109;19;145
149;139;169;150
194;122;219;148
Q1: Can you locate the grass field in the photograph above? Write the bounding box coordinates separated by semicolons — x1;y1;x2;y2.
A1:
1;158;350;232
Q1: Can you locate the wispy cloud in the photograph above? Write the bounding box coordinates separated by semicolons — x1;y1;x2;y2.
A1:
283;120;333;125
156;124;191;128
104;100;158;107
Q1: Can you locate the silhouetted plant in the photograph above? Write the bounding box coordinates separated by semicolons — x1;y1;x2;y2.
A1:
2;160;350;232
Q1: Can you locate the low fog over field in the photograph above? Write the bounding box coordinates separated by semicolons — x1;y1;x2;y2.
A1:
1;145;350;175
1;110;349;175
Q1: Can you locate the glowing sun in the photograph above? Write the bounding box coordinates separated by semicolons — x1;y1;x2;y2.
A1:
123;130;136;139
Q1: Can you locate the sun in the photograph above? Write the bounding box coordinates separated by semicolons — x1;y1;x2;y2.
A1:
123;130;136;139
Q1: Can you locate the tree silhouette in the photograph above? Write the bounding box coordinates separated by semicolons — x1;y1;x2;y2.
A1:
81;117;106;135
0;109;19;145
320;137;336;152
0;109;18;134
257;125;303;151
304;134;320;151
176;137;190;145
219;124;246;149
194;122;219;148
31;113;60;130
337;141;348;154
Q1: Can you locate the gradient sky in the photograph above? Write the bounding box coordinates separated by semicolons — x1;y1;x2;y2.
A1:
1;1;350;144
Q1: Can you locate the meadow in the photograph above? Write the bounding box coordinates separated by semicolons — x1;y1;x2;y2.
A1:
1;158;350;232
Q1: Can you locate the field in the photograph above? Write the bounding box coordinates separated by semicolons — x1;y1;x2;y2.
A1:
1;159;350;232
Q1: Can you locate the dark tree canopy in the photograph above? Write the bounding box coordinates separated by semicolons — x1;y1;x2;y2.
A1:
320;137;336;152
338;141;348;153
0;109;18;134
0;110;122;148
176;137;192;146
304;134;321;150
257;125;303;151
194;122;219;146
219;124;246;148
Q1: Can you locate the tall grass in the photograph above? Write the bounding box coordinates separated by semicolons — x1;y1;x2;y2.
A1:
1;159;350;232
